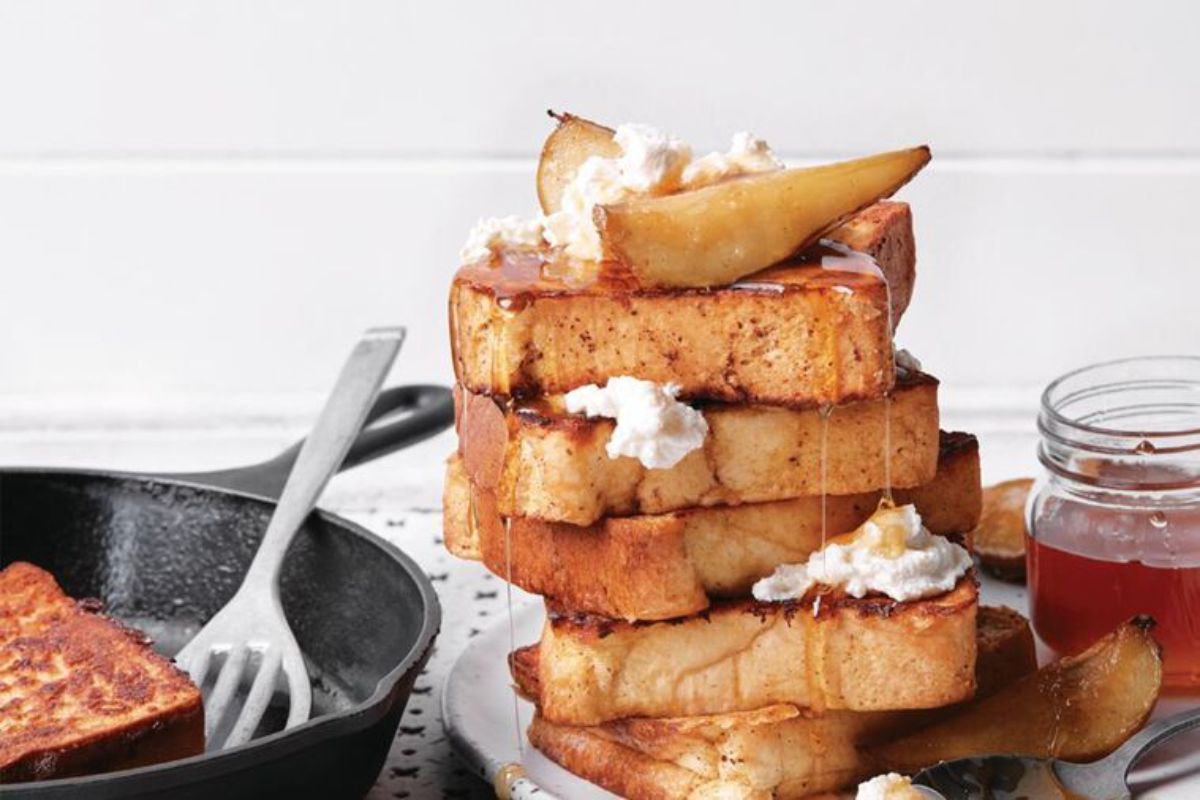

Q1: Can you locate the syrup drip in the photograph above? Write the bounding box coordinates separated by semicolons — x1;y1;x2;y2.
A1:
813;237;897;505
881;262;895;505
493;762;527;799
470;485;525;758
882;393;894;506
817;404;835;605
503;516;524;757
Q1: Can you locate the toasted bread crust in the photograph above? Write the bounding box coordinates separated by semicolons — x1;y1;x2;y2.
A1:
522;605;1032;800
450;202;914;406
528;718;716;799
533;577;978;725
0;563;203;782
444;432;981;621
456;367;940;526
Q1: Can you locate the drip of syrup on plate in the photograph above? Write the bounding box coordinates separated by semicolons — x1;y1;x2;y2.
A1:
502;516;524;756
493;762;527;799
468;492;523;755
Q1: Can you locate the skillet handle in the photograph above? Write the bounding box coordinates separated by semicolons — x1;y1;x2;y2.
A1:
163;384;454;499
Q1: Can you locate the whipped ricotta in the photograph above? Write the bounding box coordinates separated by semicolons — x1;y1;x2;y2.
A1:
564;376;708;469
856;773;923;800
543;123;691;261
751;504;972;603
682;131;784;189
460;215;545;263
459;124;785;263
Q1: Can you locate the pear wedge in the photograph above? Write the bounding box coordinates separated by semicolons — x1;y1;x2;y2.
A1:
872;618;1162;772
537;112;618;215
596;146;931;288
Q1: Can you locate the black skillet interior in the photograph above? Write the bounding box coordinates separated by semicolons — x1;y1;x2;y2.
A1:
0;384;454;799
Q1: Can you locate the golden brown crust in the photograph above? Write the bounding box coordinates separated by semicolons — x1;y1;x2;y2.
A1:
528;716;713;800
0;562;204;782
456;367;940;526
533;577;978;725
973;606;1037;698
450;202;914;406
827;200;915;322
443;432;982;621
901;431;984;535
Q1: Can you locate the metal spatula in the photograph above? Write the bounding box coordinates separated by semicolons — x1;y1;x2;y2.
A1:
175;327;405;750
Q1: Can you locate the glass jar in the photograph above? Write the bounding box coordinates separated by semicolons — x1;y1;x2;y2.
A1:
1029;356;1200;690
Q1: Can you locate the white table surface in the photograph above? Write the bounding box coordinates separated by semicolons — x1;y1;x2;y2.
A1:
0;409;1107;799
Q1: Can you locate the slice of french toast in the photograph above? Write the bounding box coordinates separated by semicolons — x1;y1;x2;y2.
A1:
451;201;914;406
444;432;981;621
0;562;204;783
517;607;1034;800
530;576;978;726
456;366;939;526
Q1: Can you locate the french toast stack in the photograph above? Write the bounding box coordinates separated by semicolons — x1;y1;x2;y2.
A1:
444;118;1005;798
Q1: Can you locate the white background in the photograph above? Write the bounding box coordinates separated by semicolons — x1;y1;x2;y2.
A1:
0;0;1197;472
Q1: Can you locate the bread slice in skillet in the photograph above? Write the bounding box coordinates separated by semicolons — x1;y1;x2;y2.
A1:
0;562;204;782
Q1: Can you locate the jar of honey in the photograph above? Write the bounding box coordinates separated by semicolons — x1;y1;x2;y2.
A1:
1029;356;1200;690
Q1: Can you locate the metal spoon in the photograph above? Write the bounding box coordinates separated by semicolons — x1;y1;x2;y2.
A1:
914;708;1200;799
175;327;405;750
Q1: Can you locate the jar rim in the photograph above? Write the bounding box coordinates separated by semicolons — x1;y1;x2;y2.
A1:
1041;355;1200;440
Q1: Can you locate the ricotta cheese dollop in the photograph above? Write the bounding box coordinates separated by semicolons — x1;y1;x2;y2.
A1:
856;773;924;800
461;124;783;263
752;503;972;603
564;376;708;470
460;215;545;263
682;131;784;189
543;124;692;261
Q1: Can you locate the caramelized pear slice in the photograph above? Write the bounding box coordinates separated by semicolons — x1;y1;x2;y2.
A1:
596;146;931;288
872;618;1162;773
537;112;618;215
974;478;1034;582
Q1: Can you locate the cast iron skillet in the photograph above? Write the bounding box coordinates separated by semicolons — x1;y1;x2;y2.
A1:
0;384;454;800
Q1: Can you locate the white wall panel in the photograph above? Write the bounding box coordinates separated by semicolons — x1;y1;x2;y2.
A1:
2;159;1196;411
0;1;1195;156
1;1;1197;425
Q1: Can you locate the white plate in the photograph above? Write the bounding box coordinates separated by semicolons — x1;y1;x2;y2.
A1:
443;574;1200;799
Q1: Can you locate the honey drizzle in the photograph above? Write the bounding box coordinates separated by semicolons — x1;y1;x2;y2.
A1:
817;404;835;603
494;762;527;799
882;392;893;506
471;478;525;759
881;256;895;506
503;516;524;757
